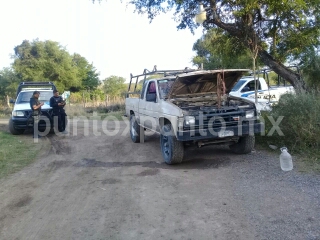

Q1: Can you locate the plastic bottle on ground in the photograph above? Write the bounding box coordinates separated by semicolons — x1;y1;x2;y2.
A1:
280;147;293;171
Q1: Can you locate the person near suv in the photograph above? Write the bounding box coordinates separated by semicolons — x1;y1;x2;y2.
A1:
50;90;67;134
30;91;44;139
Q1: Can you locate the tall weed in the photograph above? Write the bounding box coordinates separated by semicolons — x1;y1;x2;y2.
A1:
260;93;320;153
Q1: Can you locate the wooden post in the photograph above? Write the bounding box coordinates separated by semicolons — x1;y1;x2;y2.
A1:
106;95;109;107
6;95;10;108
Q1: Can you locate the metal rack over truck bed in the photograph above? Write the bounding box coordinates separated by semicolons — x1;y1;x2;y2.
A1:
126;65;198;97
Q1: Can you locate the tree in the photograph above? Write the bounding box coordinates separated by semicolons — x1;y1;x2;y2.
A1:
300;49;320;89
192;29;255;69
12;39;82;91
84;67;100;89
103;76;127;97
72;53;100;91
93;0;320;91
0;68;21;99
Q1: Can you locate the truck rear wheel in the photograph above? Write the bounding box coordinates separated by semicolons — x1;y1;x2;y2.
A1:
9;118;24;135
160;124;184;164
130;115;140;143
229;135;255;154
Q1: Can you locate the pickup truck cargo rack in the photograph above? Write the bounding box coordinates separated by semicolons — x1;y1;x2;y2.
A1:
127;65;198;96
16;82;57;97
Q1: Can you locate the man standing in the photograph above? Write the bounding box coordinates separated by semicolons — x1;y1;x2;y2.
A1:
30;91;44;139
50;90;67;134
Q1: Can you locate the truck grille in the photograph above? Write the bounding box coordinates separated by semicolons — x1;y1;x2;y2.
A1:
184;111;248;130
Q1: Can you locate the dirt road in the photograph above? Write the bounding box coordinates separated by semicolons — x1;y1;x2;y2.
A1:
0;119;319;240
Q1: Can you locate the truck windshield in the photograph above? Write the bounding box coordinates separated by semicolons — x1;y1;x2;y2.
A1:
231;79;246;92
16;91;53;104
158;79;174;99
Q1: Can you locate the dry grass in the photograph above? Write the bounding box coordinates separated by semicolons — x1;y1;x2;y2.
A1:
65;103;125;120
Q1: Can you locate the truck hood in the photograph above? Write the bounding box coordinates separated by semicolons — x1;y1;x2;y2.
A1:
13;102;52;111
167;69;250;99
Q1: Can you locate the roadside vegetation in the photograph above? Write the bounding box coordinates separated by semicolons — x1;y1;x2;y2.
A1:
65;103;125;120
256;93;320;172
0;106;11;118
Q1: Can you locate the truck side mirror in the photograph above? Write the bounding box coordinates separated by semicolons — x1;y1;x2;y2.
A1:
241;86;250;92
9;99;15;104
146;93;157;102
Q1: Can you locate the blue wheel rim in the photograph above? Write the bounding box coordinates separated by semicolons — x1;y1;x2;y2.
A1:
162;135;170;158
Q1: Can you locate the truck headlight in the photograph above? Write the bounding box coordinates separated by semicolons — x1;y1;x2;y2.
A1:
12;110;25;117
185;116;195;125
245;111;255;119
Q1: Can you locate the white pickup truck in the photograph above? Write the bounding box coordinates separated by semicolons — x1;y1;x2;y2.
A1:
229;76;295;111
125;68;264;165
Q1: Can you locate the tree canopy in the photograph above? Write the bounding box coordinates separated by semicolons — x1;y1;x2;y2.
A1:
72;53;100;91
300;49;320;89
12;39;100;92
192;28;255;69
0;68;21;100
103;76;127;97
93;0;320;91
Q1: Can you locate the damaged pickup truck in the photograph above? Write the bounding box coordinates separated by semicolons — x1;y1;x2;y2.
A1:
125;67;264;164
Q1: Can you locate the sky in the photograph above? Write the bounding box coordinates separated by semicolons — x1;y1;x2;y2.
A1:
0;0;204;81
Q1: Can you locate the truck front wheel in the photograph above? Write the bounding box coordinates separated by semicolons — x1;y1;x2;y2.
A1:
160;124;184;164
229;135;255;154
9;118;24;135
130;115;140;143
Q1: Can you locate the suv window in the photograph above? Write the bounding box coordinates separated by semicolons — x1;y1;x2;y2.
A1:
16;91;53;104
242;80;261;92
231;79;247;92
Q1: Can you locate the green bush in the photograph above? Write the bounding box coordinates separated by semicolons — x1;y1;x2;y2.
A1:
69;92;84;103
0;105;12;117
260;93;320;152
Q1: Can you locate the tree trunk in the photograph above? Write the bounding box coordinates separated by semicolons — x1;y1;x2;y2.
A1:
6;95;10;108
258;50;307;92
210;16;307;93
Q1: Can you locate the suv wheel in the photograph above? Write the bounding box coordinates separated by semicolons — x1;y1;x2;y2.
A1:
9;118;25;135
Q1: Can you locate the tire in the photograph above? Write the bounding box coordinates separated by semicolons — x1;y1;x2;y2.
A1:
9;118;24;135
160;124;184;164
130;114;140;143
229;135;255;154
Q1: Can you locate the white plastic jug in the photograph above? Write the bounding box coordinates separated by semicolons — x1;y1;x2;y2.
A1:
280;147;293;171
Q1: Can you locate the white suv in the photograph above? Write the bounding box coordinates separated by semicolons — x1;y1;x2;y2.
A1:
9;82;56;135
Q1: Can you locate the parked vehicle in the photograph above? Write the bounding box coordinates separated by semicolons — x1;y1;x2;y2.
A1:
125;67;264;164
9;82;56;135
229;75;295;111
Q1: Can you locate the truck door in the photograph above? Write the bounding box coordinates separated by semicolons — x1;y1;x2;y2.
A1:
139;81;160;131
